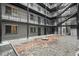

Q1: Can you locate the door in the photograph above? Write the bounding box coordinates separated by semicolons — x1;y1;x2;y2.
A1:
38;27;41;35
44;27;46;35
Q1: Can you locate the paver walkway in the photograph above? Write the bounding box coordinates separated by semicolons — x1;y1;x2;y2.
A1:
15;35;78;56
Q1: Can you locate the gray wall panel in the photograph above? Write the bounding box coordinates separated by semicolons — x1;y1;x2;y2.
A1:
2;22;27;41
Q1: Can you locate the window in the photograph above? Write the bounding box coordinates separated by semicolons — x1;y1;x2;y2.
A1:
34;27;36;32
30;14;34;20
12;8;17;14
5;25;11;34
47;20;49;24
38;16;41;24
47;12;49;15
38;6;41;11
42;19;44;24
5;6;12;15
5;25;17;34
30;27;33;33
44;19;46;24
44;10;46;14
11;25;17;33
30;27;36;33
30;3;34;7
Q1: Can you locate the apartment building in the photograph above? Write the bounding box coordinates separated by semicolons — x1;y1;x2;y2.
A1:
0;3;78;43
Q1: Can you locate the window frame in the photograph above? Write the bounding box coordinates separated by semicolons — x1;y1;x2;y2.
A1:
38;6;41;11
38;16;41;24
30;27;36;33
30;14;34;20
5;6;12;15
5;24;18;34
30;3;34;7
12;8;17;15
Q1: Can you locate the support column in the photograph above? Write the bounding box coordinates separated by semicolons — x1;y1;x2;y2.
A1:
77;3;79;40
76;4;79;48
55;26;58;34
0;3;2;43
27;4;29;38
0;22;2;43
60;26;62;35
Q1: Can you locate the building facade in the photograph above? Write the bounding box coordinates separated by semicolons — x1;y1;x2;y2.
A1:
0;3;78;43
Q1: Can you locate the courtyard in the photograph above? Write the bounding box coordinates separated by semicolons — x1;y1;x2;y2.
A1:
14;35;78;56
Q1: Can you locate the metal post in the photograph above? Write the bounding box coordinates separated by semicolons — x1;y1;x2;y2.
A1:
43;3;46;35
76;3;79;49
27;4;29;38
77;3;79;40
0;3;2;43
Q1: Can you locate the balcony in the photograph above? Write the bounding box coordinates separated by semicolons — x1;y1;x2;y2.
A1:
1;4;27;23
21;3;51;17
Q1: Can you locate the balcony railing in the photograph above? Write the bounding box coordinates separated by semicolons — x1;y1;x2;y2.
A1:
2;14;27;23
